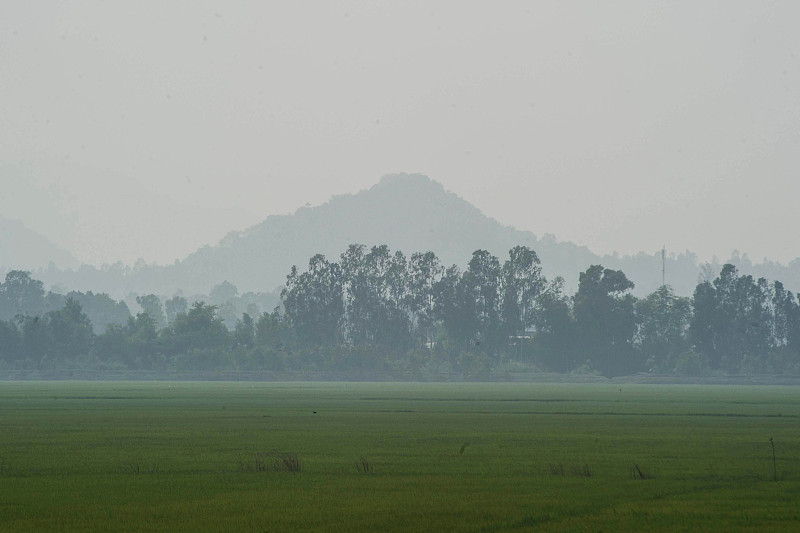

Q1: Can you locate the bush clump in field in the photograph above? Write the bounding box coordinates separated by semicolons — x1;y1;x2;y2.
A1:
272;451;302;472
571;464;592;477
128;461;158;475
548;462;592;477
630;463;652;480
770;437;777;482
238;454;268;472
239;452;302;472
355;456;373;474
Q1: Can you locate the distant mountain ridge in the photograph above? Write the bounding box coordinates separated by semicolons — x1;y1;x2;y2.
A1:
177;173;597;291
26;174;800;298
0;216;78;271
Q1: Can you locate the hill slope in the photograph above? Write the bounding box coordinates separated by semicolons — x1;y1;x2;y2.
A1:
0;216;79;271
173;173;604;294
30;174;800;298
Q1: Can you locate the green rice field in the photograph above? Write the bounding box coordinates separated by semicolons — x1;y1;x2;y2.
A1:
1;381;799;531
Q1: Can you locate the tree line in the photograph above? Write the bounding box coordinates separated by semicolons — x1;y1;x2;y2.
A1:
1;245;799;378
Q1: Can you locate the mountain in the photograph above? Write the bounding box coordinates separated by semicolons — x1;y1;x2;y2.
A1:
29;173;800;298
0;159;259;266
0;216;79;271
166;173;743;296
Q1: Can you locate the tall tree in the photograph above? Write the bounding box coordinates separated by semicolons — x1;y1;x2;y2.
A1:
282;254;344;346
767;281;800;372
467;250;503;353
573;265;638;377
17;314;48;364
690;265;780;373
136;294;166;331
711;265;771;372
338;245;413;350
210;281;238;304
65;291;131;333
532;277;575;372
0;270;45;320
161;301;229;355
406;251;443;346
340;244;369;344
44;298;95;363
370;247;413;350
164;295;188;325
434;265;476;351
234;313;255;348
502;245;545;338
689;280;718;368
635;285;692;372
0;319;21;363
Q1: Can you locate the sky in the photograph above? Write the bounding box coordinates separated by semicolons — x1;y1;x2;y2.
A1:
2;1;799;266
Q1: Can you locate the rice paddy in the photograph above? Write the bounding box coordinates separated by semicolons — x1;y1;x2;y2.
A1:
1;381;798;531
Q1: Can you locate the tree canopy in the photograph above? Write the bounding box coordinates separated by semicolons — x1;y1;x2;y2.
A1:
2;246;799;379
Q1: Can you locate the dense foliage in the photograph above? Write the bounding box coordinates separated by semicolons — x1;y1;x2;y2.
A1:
2;244;800;377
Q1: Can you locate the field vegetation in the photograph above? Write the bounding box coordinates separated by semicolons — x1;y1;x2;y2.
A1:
0;381;798;531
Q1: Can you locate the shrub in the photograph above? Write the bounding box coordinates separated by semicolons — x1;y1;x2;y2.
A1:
355;456;373;474
272;451;301;472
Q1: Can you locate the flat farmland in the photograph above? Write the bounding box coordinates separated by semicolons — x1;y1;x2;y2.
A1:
0;381;799;532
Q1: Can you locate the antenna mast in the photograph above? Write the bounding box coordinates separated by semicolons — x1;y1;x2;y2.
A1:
661;245;666;288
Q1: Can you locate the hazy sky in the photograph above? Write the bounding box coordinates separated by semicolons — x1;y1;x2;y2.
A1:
2;1;799;266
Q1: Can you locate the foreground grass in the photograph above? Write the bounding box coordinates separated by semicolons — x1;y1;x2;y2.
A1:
0;381;798;531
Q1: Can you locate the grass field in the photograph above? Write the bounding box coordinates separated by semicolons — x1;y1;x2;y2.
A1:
1;381;799;532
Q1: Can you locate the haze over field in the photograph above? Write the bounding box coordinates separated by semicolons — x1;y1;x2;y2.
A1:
4;6;800;530
2;1;799;268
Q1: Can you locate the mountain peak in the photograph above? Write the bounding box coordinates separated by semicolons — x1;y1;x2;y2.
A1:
170;173;547;294
33;174;799;300
375;173;444;192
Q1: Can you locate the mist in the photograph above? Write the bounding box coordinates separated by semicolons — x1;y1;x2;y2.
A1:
2;1;799;266
4;4;800;531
